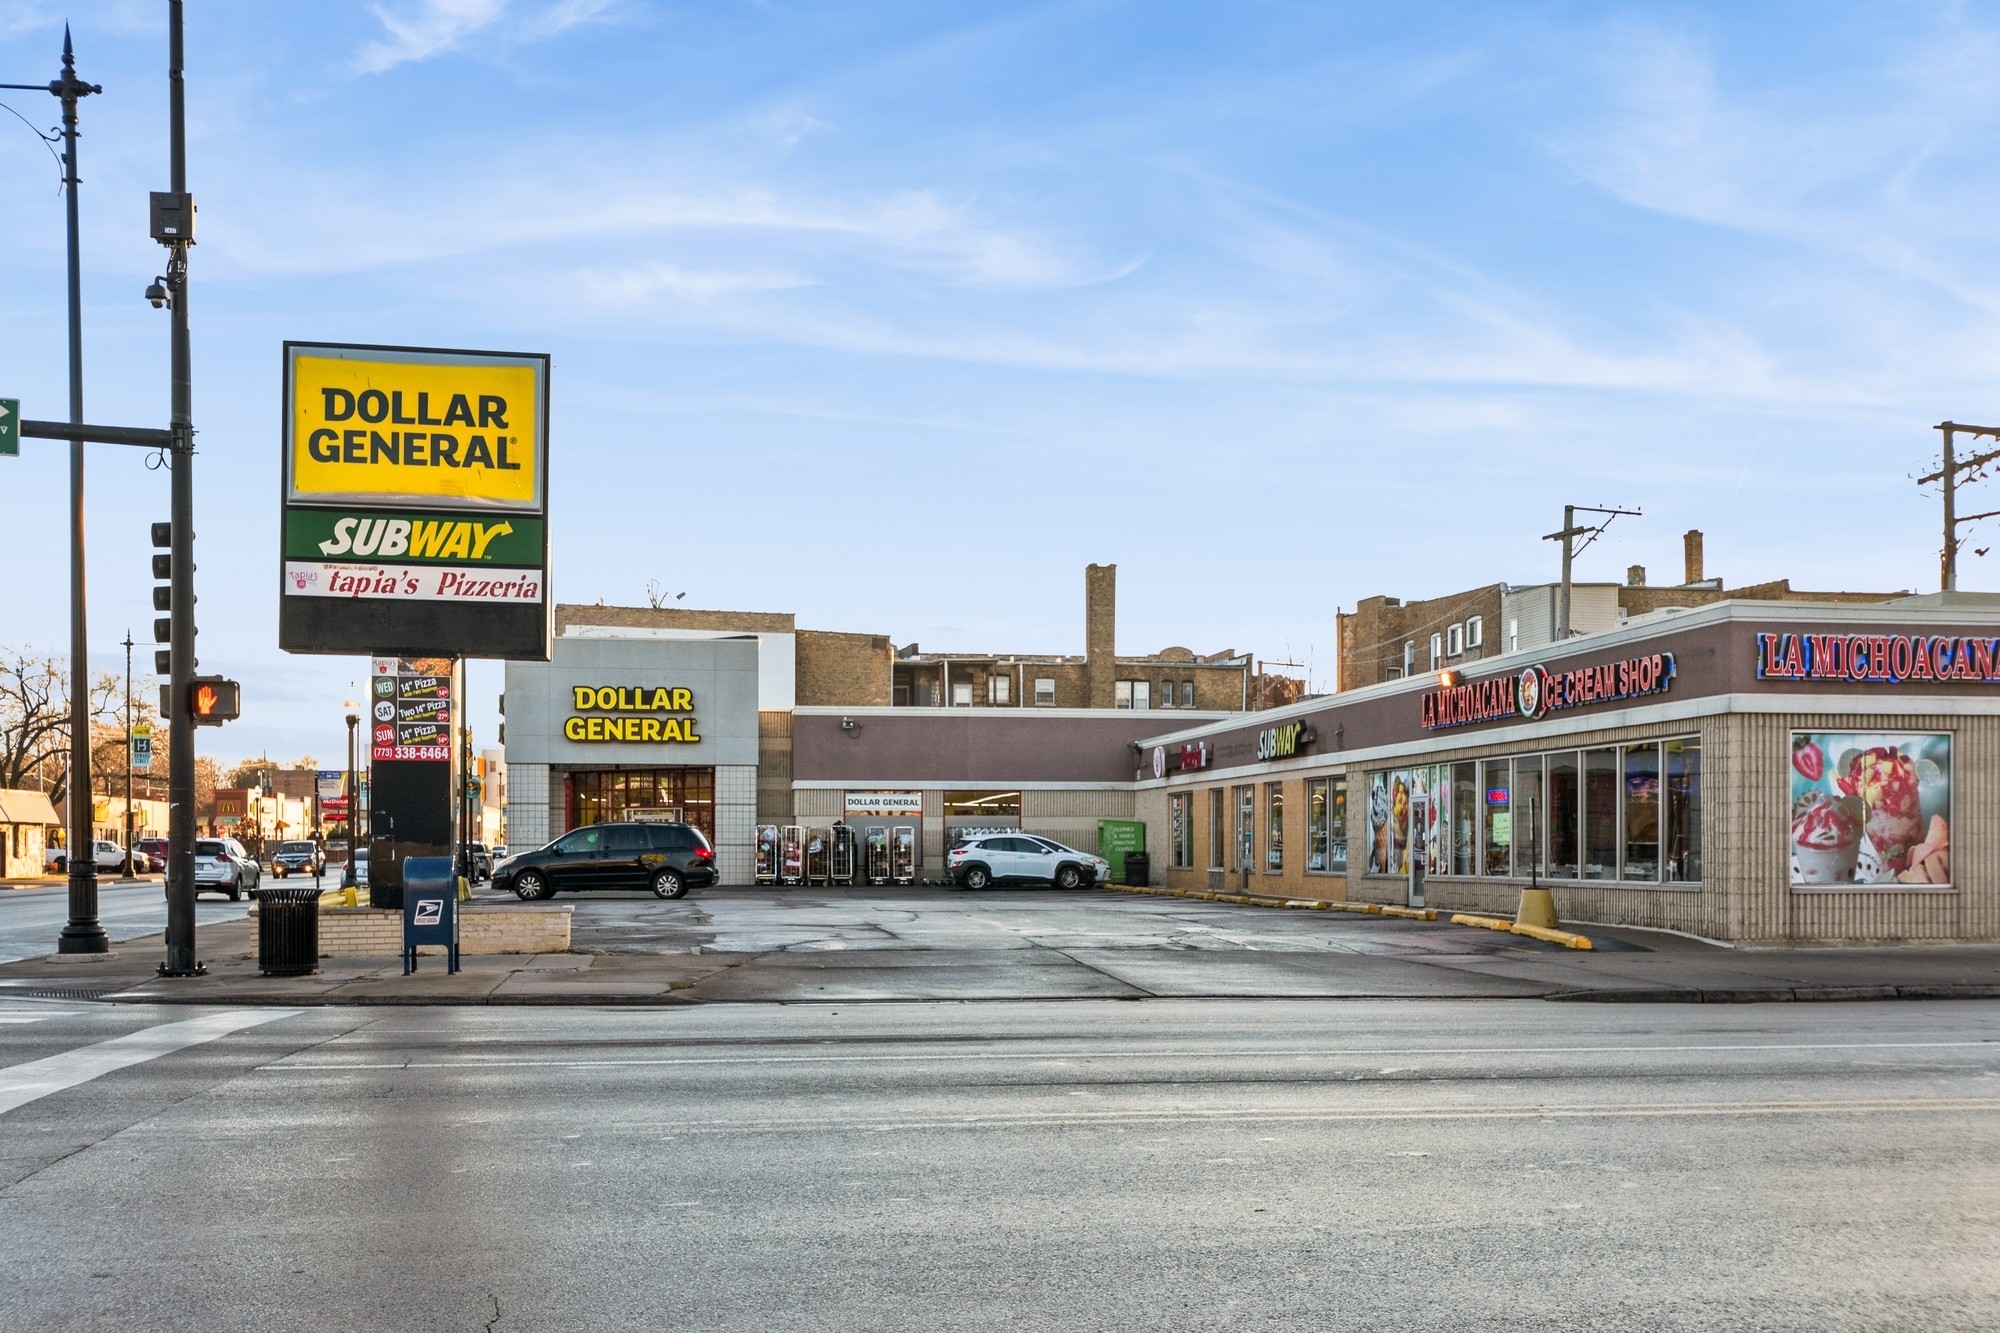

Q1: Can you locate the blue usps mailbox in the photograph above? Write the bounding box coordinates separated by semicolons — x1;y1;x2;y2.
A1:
402;855;460;975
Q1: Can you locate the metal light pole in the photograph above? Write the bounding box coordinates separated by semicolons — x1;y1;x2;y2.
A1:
1543;503;1641;642
160;0;202;975
8;31;112;953
343;707;359;892
122;630;134;879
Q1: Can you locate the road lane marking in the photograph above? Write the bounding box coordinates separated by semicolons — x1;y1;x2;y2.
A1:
0;1009;300;1116
262;1038;2000;1072
0;1011;78;1024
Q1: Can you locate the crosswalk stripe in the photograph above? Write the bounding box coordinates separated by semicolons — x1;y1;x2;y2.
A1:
0;1009;299;1116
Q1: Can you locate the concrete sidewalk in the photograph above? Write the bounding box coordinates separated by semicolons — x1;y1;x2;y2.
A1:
0;905;1996;1005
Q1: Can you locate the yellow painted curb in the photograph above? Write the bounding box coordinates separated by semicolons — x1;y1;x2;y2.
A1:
1450;913;1515;932
1377;905;1438;921
1510;923;1594;949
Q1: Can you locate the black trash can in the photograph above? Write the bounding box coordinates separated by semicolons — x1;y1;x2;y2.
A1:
251;886;322;976
1122;850;1150;888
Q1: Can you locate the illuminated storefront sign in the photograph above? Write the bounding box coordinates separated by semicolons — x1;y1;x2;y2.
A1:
563;685;701;743
1256;721;1313;761
1421;653;1675;729
1756;632;2000;684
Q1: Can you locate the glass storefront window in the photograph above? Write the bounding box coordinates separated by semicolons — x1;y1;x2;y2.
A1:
1623;744;1661;882
943;790;1022;846
1583;748;1618;879
1234;785;1256;870
1514;755;1544;879
1171;794;1192;868
567;768;716;841
1266;782;1284;871
1452;762;1476;876
1481;759;1510;877
1547;751;1580;878
1209;788;1225;869
1328;776;1347;872
1307;779;1329;871
1665;738;1702;882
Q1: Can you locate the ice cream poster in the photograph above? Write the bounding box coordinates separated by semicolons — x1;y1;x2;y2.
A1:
1790;733;1951;887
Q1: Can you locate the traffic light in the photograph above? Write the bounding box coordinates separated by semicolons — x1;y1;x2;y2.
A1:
186;676;240;726
151;521;191;676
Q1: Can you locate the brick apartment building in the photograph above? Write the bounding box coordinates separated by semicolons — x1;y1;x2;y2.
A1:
1336;529;1910;690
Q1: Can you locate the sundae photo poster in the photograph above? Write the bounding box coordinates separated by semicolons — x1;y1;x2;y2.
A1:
1790;733;1951;887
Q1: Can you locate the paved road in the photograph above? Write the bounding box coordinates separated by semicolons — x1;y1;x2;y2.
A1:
0;880;250;965
1;995;1995;1330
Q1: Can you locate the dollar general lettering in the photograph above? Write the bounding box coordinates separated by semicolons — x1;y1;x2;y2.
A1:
288;349;543;510
564;686;702;743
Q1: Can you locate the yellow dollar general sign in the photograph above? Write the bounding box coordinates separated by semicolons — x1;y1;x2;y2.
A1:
286;344;546;511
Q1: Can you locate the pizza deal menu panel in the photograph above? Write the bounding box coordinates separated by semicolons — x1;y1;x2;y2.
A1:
371;656;454;761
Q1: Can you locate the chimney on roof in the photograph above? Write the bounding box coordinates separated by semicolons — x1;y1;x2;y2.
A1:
1683;530;1704;586
1627;564;1646;588
1085;564;1116;707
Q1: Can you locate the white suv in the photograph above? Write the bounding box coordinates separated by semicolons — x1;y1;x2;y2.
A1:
949;835;1110;891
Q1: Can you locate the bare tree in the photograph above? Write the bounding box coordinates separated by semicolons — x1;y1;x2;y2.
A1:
0;647;119;807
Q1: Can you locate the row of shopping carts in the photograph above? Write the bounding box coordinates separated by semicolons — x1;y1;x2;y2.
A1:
755;824;918;886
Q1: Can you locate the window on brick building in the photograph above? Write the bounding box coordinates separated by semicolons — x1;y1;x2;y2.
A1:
1114;680;1151;709
1429;633;1444;669
1034;677;1055;706
1159;680;1175;708
1466;616;1484;649
1181;681;1194;708
1447;624;1464;656
988;674;1011;704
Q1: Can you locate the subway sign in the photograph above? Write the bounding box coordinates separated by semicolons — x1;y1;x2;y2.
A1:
1256;721;1313;761
564;686;702;744
1756;631;2000;683
279;341;551;660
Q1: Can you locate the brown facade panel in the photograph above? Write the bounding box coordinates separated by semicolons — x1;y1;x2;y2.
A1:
797;631;894;706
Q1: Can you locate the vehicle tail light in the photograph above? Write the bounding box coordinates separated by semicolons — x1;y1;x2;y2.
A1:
693;847;713;861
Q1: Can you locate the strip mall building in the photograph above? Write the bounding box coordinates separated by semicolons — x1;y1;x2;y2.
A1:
501;585;2000;944
1138;596;2000;944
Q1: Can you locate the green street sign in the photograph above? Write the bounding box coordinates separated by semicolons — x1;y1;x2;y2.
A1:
0;399;17;457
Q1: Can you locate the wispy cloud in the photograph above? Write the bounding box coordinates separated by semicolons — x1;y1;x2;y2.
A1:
354;0;616;74
573;262;818;305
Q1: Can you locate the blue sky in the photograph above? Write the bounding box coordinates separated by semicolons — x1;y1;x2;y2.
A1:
2;0;1997;766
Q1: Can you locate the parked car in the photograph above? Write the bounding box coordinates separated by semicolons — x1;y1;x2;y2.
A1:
270;840;325;878
47;841;141;875
135;837;169;872
164;837;261;901
456;842;493;883
494;821;716;901
353;846;370;886
948;834;1110;890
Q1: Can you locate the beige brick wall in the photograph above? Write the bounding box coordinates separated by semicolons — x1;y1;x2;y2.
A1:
554;604;795;634
797;631;893;706
262;903;574;956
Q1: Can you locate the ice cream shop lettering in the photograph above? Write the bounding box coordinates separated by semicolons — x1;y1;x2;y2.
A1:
1756;632;2000;683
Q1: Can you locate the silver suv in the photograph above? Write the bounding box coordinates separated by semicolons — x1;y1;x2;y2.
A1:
948;835;1110;891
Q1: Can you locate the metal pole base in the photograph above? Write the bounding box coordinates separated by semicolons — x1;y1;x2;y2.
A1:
1515;887;1560;931
57;865;109;952
155;961;208;977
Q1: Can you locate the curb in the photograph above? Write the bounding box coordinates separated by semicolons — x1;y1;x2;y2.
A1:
1449;913;1594;950
1547;983;2000;1003
1101;883;1436;921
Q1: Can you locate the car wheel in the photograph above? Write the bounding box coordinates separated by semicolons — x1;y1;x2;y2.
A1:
514;870;550;901
962;865;991;891
228;876;242;902
1055;865;1084;891
651;868;687;900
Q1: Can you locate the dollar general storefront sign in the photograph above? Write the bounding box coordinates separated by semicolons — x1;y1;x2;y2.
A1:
280;342;551;658
565;687;703;743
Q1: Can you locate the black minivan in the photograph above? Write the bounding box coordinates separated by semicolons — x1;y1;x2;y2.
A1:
494;821;716;900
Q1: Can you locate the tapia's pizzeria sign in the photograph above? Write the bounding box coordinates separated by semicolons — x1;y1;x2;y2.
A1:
1421;653;1676;729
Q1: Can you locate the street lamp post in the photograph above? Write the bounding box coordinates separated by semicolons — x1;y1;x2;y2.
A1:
343;706;359;892
122;630;134;879
3;33;109;952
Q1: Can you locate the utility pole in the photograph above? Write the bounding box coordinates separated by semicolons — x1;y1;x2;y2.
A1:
1543;503;1641;641
160;0;202;975
122;630;133;879
3;33;110;951
1918;422;2000;592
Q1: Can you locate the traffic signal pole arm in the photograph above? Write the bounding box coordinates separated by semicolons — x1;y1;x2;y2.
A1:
20;419;172;447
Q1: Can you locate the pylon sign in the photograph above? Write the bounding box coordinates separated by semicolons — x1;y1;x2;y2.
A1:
0;398;18;457
277;342;551;660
